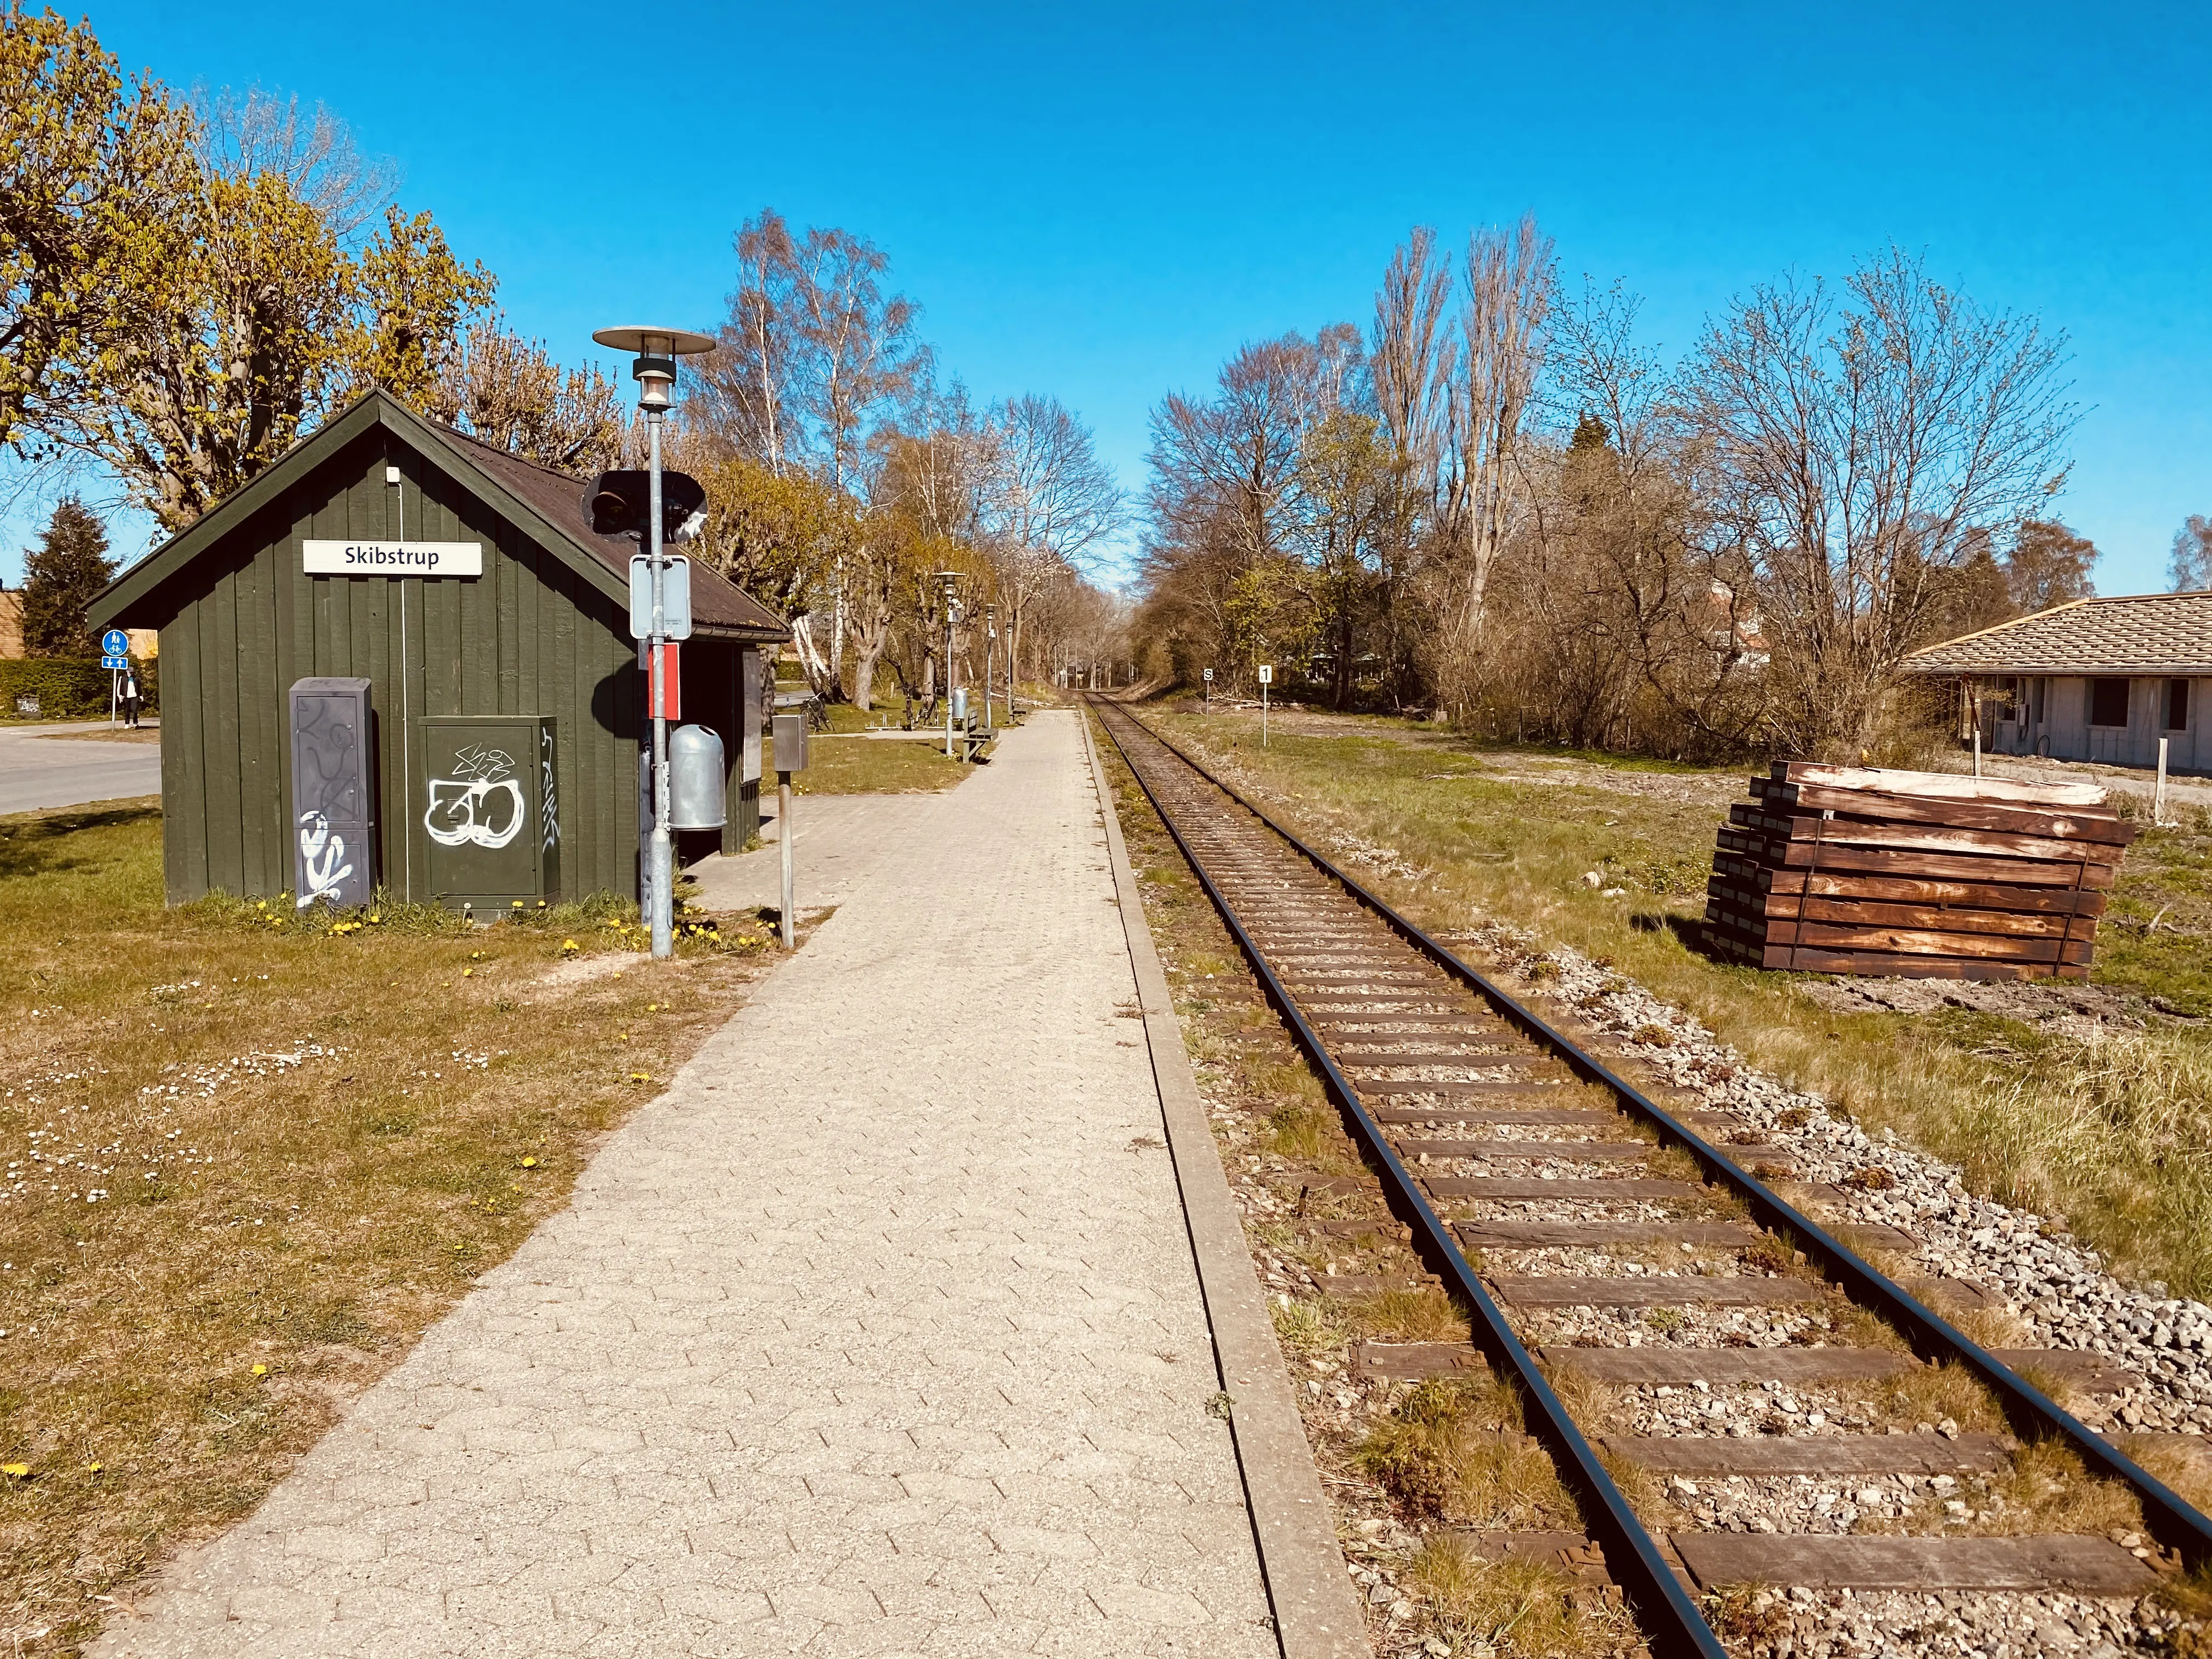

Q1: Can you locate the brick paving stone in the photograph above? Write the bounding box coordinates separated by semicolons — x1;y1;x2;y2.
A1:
95;712;1277;1658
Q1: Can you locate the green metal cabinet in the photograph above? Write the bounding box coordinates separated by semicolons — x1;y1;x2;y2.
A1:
419;715;560;909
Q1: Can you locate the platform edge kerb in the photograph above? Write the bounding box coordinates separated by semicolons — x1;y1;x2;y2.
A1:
1078;706;1372;1659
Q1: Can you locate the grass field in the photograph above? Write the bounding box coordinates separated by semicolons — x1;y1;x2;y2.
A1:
788;698;999;794
0;800;781;1654
1139;701;2212;1300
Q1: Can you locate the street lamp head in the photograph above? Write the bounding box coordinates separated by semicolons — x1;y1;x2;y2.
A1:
592;326;716;412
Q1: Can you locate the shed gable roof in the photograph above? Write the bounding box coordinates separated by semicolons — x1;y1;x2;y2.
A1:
1906;592;2212;676
89;387;787;641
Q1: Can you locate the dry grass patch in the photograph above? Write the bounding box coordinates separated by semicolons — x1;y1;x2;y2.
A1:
1270;1295;1348;1358
1403;1533;1633;1658
1975;1439;2142;1538
0;802;780;1655
1876;1361;2007;1434
1351;1286;1474;1343
1358;1377;1578;1528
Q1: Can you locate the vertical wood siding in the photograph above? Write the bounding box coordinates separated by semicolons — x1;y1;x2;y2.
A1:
157;430;662;904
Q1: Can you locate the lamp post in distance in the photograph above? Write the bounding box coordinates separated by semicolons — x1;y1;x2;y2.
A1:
934;571;960;757
984;603;997;734
591;325;715;960
771;710;810;949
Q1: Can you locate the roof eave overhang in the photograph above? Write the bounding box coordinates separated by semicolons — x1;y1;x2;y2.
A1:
88;394;388;631
1906;662;2212;677
87;389;640;629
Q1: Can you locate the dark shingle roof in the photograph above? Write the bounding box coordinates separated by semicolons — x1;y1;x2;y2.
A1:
1906;592;2212;676
90;388;788;643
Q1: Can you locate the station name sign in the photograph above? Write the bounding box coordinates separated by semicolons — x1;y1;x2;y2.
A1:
302;540;483;577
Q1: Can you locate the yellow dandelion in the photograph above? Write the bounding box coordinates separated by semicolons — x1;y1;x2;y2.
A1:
83;1461;101;1473
1;1463;29;1479
252;1363;267;1376
520;1156;538;1169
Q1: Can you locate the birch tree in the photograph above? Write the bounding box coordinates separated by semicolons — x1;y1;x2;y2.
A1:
1438;215;1555;653
977;393;1122;687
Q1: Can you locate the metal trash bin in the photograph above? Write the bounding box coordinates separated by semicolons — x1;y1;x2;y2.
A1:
668;724;726;831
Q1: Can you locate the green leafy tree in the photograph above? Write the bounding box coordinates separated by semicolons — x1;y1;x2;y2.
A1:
20;494;115;656
0;2;194;455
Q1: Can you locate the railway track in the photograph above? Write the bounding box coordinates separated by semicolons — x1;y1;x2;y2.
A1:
1090;699;2212;1658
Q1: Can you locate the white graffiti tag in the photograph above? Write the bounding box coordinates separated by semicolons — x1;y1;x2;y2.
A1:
540;728;559;851
296;811;354;907
425;745;525;850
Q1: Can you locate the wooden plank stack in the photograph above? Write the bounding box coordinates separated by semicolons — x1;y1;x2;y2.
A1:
1702;763;2134;981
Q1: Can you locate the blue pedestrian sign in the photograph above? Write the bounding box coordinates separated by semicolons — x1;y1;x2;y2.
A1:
101;656;128;670
100;628;129;657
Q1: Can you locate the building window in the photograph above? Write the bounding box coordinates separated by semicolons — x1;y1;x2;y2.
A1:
2030;676;2047;726
2170;679;2192;731
2090;678;2130;727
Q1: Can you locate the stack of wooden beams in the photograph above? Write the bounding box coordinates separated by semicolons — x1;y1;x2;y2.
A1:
1702;763;2134;981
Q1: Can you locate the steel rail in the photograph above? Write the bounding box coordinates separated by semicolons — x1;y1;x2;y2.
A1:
1096;698;2212;1578
1091;700;1730;1659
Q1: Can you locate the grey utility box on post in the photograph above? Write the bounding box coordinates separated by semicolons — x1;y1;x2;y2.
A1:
772;712;809;774
289;677;376;910
667;724;726;830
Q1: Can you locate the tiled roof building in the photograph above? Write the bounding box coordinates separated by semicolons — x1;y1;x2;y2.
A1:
1906;592;2210;773
1906;592;2212;676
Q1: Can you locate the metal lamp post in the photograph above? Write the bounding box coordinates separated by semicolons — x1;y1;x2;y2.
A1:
983;603;997;735
935;571;960;757
591;325;716;960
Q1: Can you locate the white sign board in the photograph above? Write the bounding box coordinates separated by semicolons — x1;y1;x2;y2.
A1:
1257;664;1273;685
303;540;482;577
629;555;692;640
1201;668;1213;681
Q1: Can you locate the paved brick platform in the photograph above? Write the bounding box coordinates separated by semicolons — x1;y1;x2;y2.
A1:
98;710;1277;1658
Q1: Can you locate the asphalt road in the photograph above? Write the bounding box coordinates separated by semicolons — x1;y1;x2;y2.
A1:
0;720;162;815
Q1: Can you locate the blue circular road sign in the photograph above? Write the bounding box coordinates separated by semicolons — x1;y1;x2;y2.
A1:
101;628;129;657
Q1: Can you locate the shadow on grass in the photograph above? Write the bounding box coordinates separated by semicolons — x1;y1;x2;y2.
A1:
0;799;162;880
1629;909;1735;967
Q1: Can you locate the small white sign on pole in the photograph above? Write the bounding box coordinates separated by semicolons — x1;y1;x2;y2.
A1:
1257;664;1272;685
303;540;482;576
629;555;692;641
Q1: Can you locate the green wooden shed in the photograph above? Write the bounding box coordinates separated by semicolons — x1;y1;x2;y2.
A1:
88;387;787;907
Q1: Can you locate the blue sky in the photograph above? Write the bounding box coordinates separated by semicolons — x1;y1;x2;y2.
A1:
9;1;2209;593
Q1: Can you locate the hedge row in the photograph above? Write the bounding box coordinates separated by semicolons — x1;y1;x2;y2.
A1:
0;656;160;721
